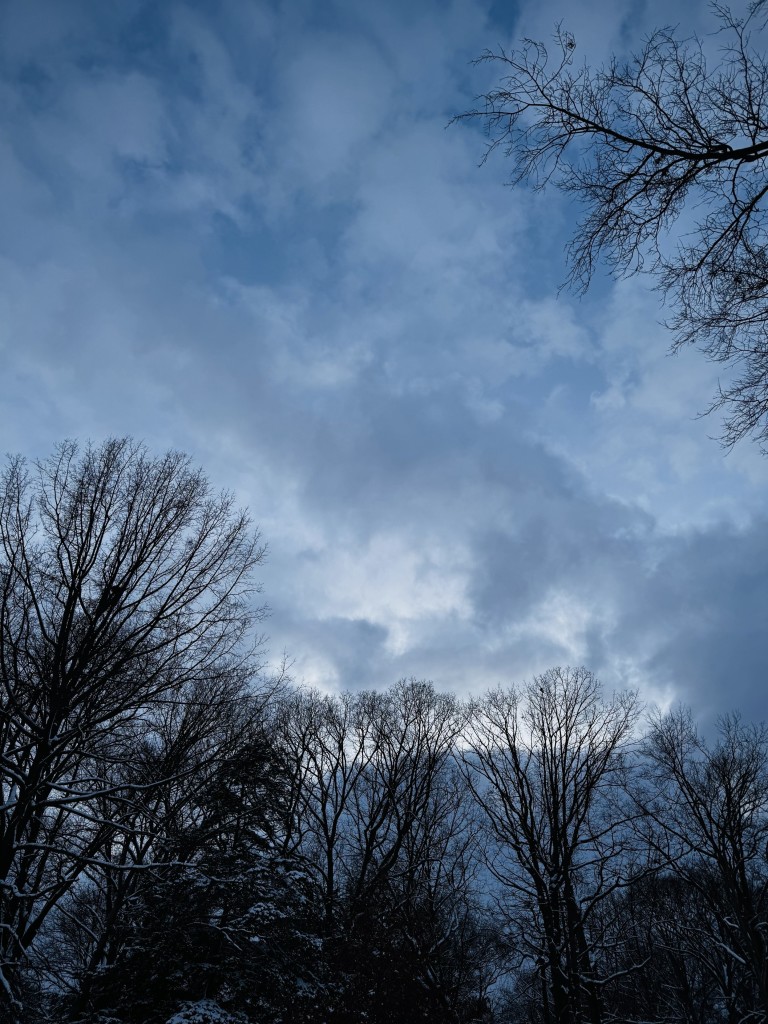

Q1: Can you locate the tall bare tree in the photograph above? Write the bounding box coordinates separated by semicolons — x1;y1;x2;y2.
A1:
0;439;266;1018
597;867;753;1024
459;3;768;447
275;680;495;1023
643;708;768;1023
461;667;642;1024
274;687;381;934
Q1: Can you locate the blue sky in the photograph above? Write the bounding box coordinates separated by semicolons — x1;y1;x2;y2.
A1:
1;0;767;722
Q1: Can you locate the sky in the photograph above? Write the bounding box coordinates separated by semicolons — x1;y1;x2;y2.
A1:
1;0;767;724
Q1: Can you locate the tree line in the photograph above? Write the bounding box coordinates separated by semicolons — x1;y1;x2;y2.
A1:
1;440;766;1024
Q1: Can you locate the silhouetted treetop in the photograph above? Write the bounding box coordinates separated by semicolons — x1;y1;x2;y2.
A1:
459;2;768;448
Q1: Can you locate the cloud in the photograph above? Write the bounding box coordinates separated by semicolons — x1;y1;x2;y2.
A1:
601;518;768;724
0;0;766;725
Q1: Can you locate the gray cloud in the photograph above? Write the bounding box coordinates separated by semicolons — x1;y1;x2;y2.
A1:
0;0;766;723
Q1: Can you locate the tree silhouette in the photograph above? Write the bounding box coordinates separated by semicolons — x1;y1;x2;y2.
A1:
460;3;768;447
0;439;266;1019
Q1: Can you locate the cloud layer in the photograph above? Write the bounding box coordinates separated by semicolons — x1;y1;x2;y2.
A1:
1;0;766;724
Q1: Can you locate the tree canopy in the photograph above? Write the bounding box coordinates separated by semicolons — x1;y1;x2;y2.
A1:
3;440;767;1024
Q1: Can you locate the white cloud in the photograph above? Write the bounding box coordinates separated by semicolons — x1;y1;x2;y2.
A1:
0;0;766;722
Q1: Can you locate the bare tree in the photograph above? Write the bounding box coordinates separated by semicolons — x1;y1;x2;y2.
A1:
461;667;642;1024
0;439;266;1018
459;3;768;447
381;755;503;1024
274;680;496;1023
38;672;277;1020
274;687;381;934
643;708;768;1023
344;681;463;920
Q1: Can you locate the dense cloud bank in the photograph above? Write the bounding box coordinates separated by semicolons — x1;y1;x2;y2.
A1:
1;0;766;718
